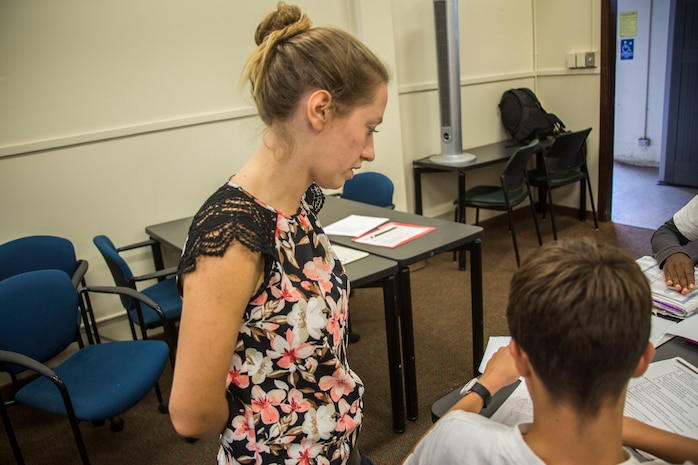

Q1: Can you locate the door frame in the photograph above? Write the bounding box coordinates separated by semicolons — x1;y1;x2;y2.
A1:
598;0;617;222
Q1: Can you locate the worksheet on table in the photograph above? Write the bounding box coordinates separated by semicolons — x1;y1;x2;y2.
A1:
625;357;698;440
323;215;389;237
352;222;434;248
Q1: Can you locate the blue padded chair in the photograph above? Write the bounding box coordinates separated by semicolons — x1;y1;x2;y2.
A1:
0;235;98;344
459;141;543;267
342;172;395;209
0;270;171;465
93;235;181;344
340;171;395;343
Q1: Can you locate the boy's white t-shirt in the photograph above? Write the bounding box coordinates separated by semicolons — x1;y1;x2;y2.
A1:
403;410;690;465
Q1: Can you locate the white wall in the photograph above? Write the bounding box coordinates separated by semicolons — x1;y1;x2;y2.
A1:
0;0;602;330
614;0;671;167
392;0;601;219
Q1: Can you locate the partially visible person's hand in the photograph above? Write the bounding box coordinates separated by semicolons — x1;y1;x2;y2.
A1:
663;253;696;295
478;345;520;395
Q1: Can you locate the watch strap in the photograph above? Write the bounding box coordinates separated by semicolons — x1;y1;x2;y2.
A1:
462;380;492;408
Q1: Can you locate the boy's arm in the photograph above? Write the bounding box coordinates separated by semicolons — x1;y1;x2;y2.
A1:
623;416;698;464
448;346;520;414
402;347;519;464
652;219;696;294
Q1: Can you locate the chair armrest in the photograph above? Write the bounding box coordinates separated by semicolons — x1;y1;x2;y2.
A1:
131;266;178;283
116;238;159;253
79;285;178;365
71;259;89;288
0;350;56;379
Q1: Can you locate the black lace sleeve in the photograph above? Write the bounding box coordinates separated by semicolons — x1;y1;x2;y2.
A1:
177;184;276;289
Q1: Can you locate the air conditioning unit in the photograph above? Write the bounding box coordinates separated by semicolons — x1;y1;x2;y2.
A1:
429;0;476;164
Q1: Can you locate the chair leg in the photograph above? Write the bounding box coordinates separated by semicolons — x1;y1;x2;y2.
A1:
1;398;25;465
537;187;548;219
586;176;599;230
527;191;543;246
579;180;586;222
66;414;92;465
507;207;521;267
546;185;558;240
79;279;100;344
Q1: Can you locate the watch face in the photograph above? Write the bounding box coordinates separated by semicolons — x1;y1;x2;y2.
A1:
463;378;477;392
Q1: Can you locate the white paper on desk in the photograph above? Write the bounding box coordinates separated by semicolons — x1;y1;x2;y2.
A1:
665;314;698;343
625;357;698;440
479;336;512;373
490;381;533;427
651;315;677;347
323;215;389;237
331;244;369;265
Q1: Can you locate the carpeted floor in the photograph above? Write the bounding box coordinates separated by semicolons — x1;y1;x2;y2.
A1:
0;212;655;465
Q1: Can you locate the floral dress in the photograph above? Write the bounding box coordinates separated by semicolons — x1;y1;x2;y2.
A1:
177;182;363;465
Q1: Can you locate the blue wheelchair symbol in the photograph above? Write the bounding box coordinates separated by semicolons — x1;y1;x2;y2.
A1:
621;39;634;60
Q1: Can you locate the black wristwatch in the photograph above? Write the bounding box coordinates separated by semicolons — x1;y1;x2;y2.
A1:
459;377;492;408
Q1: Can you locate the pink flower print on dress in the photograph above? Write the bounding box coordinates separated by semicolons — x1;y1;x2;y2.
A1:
231;409;256;442
335;399;356;432
251;385;285;425
285;437;323;465
302;256;334;294
271;273;303;302
280;388;312;416
268;329;315;370
325;295;346;346
227;353;249;389
318;369;357;403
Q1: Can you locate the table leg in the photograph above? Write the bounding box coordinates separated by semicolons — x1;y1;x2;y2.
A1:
457;172;468;270
397;267;419;421
468;239;484;376
413;168;423;215
457;171;466;223
149;237;165;272
381;274;406;433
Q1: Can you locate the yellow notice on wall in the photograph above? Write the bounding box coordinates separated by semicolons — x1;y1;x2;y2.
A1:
619;11;638;38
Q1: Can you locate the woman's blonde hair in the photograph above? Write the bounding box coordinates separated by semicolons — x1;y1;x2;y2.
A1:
241;2;390;155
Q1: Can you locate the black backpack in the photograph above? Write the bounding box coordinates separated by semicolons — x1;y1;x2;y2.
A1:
499;88;565;144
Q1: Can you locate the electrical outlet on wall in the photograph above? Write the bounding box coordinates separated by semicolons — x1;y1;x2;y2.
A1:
585;51;597;68
638;137;650;147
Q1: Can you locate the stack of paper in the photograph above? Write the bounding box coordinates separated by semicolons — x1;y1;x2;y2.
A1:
636;256;698;319
331;244;369;265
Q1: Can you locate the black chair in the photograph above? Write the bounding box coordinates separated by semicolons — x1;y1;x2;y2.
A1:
0;235;98;344
458;141;543;267
0;270;172;465
93;235;181;344
527;128;598;240
342;172;395;209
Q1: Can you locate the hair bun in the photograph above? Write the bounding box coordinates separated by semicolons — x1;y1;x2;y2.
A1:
255;2;311;46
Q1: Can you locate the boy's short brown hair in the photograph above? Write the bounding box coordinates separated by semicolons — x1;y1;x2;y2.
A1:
507;238;652;416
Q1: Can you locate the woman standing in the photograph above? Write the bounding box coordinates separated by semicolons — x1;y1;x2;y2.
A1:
169;3;389;464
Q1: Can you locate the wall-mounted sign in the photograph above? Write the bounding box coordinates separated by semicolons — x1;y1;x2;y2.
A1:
620;38;634;60
619;11;638;38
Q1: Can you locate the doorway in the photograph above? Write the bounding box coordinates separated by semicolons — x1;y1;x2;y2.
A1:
612;161;698;230
600;0;698;230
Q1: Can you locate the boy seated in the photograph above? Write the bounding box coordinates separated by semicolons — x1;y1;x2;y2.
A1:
404;238;698;465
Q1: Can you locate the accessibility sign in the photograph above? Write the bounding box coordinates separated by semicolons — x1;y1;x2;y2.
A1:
620;39;634;60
